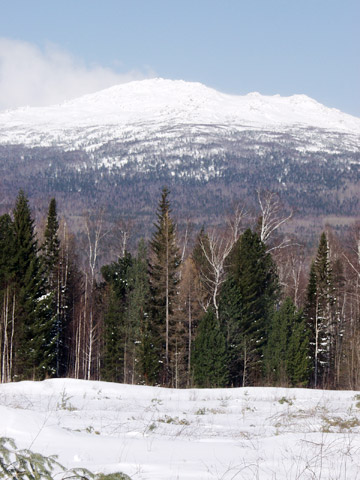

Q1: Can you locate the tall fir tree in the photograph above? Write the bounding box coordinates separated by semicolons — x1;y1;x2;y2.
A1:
13;191;54;380
149;187;180;385
220;229;278;386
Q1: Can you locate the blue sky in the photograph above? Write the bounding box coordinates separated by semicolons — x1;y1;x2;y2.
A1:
0;0;359;115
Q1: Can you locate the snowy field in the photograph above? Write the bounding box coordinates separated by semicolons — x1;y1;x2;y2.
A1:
1;379;360;479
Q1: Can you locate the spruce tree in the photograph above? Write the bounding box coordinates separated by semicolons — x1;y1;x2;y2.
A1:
127;240;158;385
220;229;278;386
13;191;53;379
265;297;310;386
193;309;228;388
287;314;310;387
149;187;180;385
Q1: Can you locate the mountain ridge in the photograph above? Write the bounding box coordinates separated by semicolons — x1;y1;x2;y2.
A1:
1;78;359;137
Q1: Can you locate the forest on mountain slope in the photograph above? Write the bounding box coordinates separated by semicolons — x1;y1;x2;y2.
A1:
0;143;359;244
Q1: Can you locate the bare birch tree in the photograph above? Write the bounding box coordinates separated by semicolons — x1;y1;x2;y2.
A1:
76;210;110;380
199;204;246;320
257;190;293;251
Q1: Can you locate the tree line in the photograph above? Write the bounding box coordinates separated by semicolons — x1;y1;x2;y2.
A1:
0;188;359;389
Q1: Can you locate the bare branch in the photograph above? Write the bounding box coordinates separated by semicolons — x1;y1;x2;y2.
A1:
257;189;293;249
342;252;360;278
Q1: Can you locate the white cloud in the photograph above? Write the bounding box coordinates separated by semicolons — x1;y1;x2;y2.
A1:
0;38;153;110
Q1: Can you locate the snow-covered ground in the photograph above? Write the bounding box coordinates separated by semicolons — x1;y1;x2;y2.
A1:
1;379;360;479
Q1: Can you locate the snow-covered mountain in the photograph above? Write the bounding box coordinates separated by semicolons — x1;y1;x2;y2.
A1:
0;79;359;224
0;78;359;154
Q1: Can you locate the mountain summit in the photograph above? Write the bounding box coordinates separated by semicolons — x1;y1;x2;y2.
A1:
1;79;359;145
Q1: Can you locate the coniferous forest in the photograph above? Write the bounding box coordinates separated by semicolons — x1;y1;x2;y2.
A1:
1;188;360;390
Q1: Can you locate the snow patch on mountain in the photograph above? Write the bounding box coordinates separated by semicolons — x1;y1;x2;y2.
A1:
1;78;359;139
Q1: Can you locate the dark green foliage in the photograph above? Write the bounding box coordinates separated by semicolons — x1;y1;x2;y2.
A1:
287;318;311;387
13;191;38;283
101;241;157;385
128;240;159;385
218;275;243;385
42;198;60;284
0;214;17;382
12;191;54;380
42;198;64;377
0;214;16;287
220;229;278;386
101;252;133;383
0;186;355;389
265;298;310;386
192;309;228;388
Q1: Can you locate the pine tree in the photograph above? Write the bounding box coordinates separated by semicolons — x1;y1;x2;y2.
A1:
193;309;228;388
149;187;180;385
13;191;53;379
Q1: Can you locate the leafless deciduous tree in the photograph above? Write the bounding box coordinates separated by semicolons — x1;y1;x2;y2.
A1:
274;244;307;308
257;190;293;252
0;289;15;383
111;218;133;259
199;204;246;320
74;211;111;381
